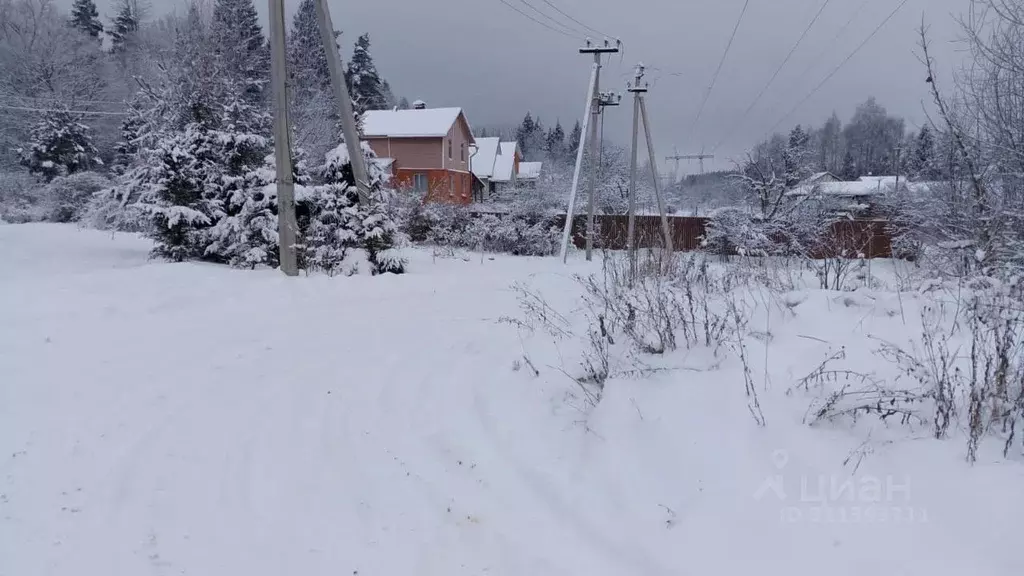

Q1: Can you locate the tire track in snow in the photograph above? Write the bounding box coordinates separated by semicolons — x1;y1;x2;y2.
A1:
470;380;676;576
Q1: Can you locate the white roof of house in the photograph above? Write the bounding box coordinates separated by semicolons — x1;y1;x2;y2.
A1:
471;137;501;179
360;107;462;138
492;141;518;182
518;161;542;179
789;176;925;198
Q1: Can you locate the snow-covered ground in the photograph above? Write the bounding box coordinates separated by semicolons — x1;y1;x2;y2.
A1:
2;223;1022;576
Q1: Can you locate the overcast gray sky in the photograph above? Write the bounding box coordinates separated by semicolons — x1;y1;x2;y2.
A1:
84;0;969;174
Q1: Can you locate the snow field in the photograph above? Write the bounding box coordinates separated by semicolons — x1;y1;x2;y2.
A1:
1;223;1022;576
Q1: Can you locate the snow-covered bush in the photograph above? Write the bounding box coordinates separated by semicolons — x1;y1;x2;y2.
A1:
0;172;47;223
17;110;102;181
701;207;776;257
397;198;560;257
44;171;112;223
799;276;1024;462
510;251;760;410
461;212;561;256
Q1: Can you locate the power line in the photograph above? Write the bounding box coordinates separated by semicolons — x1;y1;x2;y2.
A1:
763;0;911;137
496;0;582;39
538;0;615;40
0;104;127;116
5;95;127;106
786;0;872;96
518;0;586;37
686;0;751;138
712;0;835;152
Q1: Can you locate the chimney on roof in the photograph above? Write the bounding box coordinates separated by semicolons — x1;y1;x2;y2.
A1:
412;99;427;110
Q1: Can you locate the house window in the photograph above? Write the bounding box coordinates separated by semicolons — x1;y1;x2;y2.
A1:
461;143;466;162
413;173;429;193
449;174;455;196
448;139;453;160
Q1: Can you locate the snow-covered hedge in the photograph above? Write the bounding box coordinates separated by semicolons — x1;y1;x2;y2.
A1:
45;172;113;223
0;172;46;224
0;170;111;224
396;195;561;257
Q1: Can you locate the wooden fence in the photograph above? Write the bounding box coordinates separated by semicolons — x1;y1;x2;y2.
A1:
554;215;894;259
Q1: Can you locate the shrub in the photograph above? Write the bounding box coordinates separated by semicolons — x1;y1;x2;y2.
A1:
45;171;112;223
0;172;47;223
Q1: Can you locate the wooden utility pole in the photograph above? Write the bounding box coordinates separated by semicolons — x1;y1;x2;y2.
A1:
268;0;298;276
559;63;599;263
626;64;646;281
314;0;370;206
638;85;674;258
580;39;619;261
666;151;715;175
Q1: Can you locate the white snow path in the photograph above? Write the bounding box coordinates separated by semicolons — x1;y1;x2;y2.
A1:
2;223;1024;576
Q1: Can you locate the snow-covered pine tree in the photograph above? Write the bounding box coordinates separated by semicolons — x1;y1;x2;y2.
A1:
546;120;566;165
18;110;101;181
287;0;338;163
515;113;536;158
133;124;222;262
783;124;812;188
108;0;140;52
71;0;103;37
288;0;331;93
211;0;270;102
204;77;276;266
909;125;938;180
346;34;390;113
568;120;582;157
302;142;405;275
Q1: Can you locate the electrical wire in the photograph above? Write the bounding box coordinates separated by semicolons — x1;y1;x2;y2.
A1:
686;0;751;137
0;104;127;116
495;0;582;39
711;0;835;153
538;0;615;40
518;0;587;37
785;0;873;98
6;95;127;107
761;0;912;137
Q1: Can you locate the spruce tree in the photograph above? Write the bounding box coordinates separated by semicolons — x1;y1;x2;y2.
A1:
546;120;566;164
784;124;811;188
346;34;390;113
71;0;103;38
18;110;101;181
134;125;222;262
516;113;536;157
910;125;937;180
212;0;270;101
108;0;140;52
302;143;405;275
287;0;331;93
568;120;582;157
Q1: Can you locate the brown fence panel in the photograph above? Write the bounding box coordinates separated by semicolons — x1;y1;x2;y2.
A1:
538;214;892;259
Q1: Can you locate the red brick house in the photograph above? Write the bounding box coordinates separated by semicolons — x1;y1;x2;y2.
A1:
361;105;476;204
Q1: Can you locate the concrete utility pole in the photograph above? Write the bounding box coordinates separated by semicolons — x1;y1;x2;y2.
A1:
559;63;599;263
314;0;370;206
580;39;620;262
268;0;298;276
666;151;716;175
638;77;674;259
626;64;646;281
